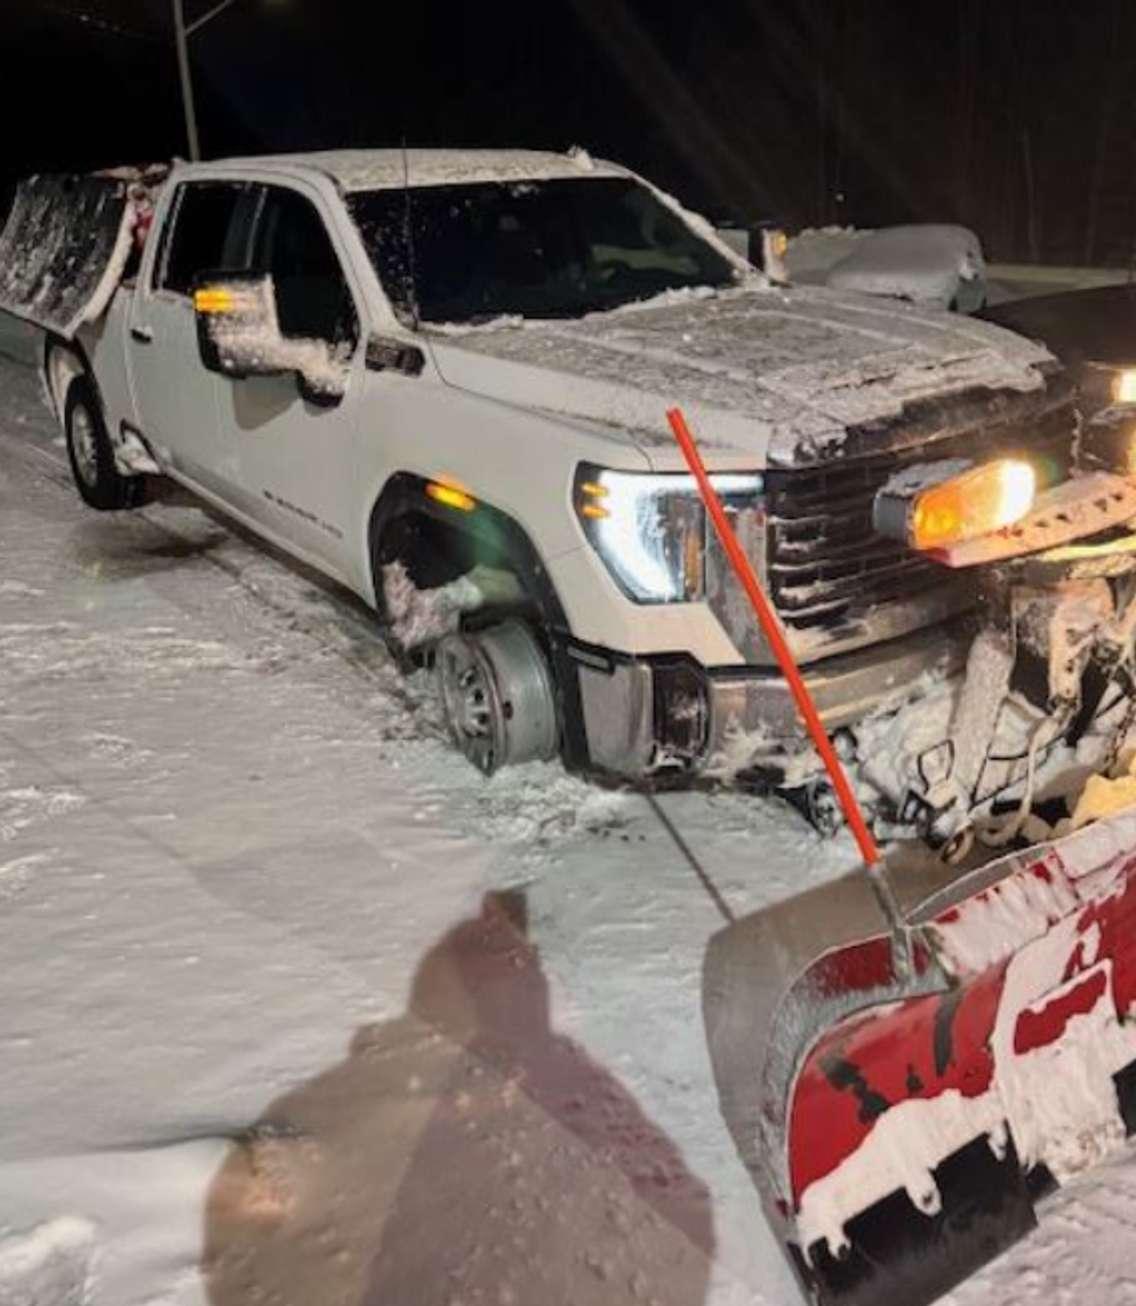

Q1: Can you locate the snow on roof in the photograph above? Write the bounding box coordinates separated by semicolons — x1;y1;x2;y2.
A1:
212;148;625;192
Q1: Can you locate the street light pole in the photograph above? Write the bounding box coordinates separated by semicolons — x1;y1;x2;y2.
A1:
172;0;201;161
172;0;246;161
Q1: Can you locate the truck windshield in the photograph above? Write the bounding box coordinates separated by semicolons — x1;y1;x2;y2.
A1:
346;176;739;326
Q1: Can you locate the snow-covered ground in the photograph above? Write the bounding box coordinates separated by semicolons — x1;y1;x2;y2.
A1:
1;314;1135;1306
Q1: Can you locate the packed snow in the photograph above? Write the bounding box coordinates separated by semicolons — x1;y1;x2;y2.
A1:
0;1217;96;1306
214;147;625;193
1;312;1136;1306
797;1087;1009;1258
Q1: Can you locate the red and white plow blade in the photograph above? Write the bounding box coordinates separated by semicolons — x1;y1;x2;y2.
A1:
789;811;1136;1264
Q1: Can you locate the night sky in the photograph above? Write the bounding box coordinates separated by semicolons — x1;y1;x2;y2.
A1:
6;0;1136;264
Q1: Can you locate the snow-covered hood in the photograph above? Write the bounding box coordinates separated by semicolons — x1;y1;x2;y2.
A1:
431;285;1055;469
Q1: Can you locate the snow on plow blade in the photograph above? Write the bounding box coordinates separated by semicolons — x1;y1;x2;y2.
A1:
0;173;132;338
703;810;1136;1306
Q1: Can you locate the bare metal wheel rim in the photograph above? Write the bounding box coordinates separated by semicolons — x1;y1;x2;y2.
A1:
437;635;503;775
71;403;99;487
437;621;558;776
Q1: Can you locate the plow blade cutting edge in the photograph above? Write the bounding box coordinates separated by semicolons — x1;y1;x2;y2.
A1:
703;811;1136;1306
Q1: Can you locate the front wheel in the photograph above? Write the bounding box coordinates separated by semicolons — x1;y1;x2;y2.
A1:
64;376;146;511
436;620;558;775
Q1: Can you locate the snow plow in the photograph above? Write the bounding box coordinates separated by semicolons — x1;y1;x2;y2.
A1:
670;407;1136;1303
0;173;135;338
703;813;1136;1306
0;166;168;337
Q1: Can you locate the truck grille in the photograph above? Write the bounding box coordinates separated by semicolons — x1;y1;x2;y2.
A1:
763;402;1073;633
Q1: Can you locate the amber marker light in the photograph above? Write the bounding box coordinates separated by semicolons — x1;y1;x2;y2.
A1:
425;481;476;512
193;287;236;314
577;480;610;520
910;458;1035;550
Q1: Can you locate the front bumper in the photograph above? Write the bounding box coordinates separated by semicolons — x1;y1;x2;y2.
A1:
566;617;971;780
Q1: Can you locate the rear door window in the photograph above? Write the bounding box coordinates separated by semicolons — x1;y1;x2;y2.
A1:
252;186;359;349
155;181;258;296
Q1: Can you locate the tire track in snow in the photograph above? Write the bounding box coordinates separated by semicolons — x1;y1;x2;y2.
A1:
0;425;430;719
0;419;751;910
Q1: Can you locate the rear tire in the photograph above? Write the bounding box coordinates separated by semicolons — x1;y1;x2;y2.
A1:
64;376;146;511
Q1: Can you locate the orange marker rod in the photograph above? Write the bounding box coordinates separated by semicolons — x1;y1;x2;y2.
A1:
666;406;881;866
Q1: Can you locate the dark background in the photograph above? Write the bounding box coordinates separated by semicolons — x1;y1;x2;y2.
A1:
6;0;1136;264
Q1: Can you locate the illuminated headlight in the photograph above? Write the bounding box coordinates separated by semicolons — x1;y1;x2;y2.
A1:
874;457;1036;551
1083;361;1136;413
1078;364;1136;476
575;464;763;603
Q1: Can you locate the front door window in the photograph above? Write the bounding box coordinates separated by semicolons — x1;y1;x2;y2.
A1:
155;181;257;296
252;187;359;352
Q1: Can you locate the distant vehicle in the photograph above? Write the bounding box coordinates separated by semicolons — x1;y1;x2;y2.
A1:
755;222;987;311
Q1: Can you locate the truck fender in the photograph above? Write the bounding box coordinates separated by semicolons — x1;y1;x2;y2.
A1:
367;473;589;771
42;334;91;425
366;472;568;630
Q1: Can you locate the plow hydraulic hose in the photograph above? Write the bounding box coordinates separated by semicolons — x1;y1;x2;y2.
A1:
666;407;881;866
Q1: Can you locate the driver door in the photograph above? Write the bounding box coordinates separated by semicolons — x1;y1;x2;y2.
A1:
215;183;365;577
128;179;259;496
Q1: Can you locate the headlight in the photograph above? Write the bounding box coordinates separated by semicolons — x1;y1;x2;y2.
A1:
1082;361;1136;412
575;464;763;603
873;458;1036;551
1114;369;1136;405
1078;364;1136;476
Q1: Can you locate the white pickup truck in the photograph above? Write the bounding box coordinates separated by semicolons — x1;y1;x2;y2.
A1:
3;149;1091;815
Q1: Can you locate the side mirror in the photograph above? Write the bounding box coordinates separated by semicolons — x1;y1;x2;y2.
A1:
192;271;349;401
193;272;284;380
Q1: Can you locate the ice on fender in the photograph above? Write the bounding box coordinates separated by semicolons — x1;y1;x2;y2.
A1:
702;807;1136;1306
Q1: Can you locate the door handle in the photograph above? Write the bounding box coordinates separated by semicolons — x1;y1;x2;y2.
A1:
130;326;154;344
